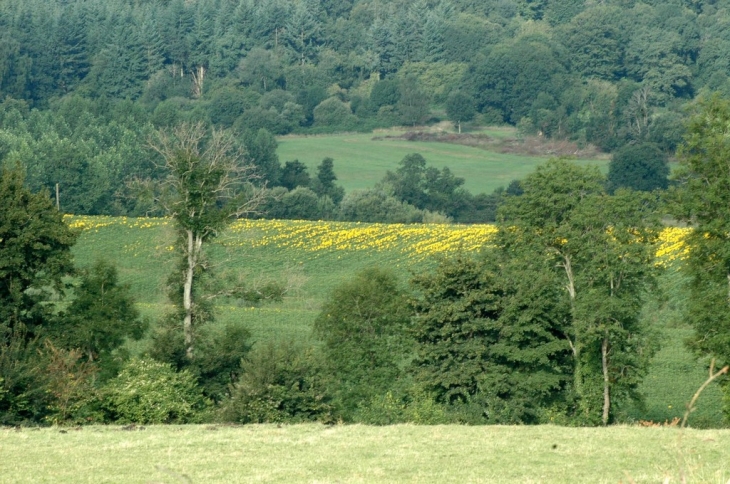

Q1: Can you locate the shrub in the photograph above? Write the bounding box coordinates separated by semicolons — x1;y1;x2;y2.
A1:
148;321;253;403
220;341;333;424
339;189;424;223
607;142;669;193
0;332;51;425
101;358;207;424
314;267;412;418
313;97;355;127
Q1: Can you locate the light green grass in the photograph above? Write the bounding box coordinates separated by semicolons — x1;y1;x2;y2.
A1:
277;132;605;194
2;424;729;483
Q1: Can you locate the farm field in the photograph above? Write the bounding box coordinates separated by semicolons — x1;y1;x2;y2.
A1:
276;130;606;194
2;424;729;483
68;216;726;428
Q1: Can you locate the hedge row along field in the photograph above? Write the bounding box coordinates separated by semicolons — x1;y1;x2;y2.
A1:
66;216;723;427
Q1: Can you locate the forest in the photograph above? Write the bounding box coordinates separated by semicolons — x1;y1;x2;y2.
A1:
1;0;730;430
0;0;725;219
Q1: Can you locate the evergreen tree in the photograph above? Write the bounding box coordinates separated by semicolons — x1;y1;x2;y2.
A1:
0;164;77;338
311;157;345;204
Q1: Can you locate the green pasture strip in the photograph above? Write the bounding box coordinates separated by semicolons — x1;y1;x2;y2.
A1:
2;424;729;483
625;327;725;428
276;133;605;194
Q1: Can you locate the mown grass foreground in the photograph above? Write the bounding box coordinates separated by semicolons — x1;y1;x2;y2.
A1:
2;424;729;483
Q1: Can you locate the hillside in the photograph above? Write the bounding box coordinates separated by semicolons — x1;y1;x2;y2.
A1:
68;216;726;427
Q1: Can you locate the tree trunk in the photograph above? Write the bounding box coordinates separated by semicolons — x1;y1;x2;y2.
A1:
562;254;583;400
183;229;202;360
601;335;610;426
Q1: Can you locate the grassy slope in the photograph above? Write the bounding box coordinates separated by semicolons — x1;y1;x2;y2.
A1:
2;424;729;483
276;131;605;194
69;217;726;428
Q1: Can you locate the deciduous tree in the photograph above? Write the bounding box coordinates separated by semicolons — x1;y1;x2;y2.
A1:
149;123;265;359
499;158;660;425
670;96;730;378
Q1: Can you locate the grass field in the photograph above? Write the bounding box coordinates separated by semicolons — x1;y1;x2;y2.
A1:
67;216;726;428
2;424;729;483
276;129;606;194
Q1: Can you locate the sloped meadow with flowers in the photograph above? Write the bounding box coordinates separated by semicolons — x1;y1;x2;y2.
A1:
63;215;722;427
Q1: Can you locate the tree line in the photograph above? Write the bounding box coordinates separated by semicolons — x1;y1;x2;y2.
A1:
1;98;728;426
0;95;671;223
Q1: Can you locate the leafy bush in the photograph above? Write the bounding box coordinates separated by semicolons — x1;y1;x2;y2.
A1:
101;358;207;424
220;341;333;424
148;322;253;403
355;385;449;425
42;341;102;425
0;332;51;425
339;188;424;223
607;142;669;193
314;267;412;418
313;97;355;127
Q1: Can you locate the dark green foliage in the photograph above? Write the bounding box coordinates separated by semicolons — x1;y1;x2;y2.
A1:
191;324;253;404
369;78;400;112
397;75;430;126
0;165;77;337
0;0;723;155
607;143;669;193
671;97;730;401
0;331;51;425
242;128;281;186
50;260;147;380
313;97;355;127
220;341;333;424
498;158;661;425
465;38;568;124
422;301;488;391
273;186;329;220
279;159;311;190
149;317;254;404
411;254;571;423
311;157;345;204
445;90;476;132
314;268;412;417
207;87;249;127
339;188;424;223
382;153;468;219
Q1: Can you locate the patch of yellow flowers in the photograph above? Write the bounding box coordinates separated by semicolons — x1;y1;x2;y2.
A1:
224;219;498;258
63;215;170;232
64;216;691;262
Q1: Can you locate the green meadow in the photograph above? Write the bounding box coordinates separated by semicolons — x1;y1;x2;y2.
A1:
276;130;606;194
2;424;729;483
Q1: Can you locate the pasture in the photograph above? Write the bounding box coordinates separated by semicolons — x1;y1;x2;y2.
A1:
67;216;726;428
276;129;606;194
2;424;729;483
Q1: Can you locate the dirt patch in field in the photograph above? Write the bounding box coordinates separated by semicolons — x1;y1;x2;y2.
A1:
372;131;604;159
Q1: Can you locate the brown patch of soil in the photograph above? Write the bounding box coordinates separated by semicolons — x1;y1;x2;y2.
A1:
372;131;603;159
